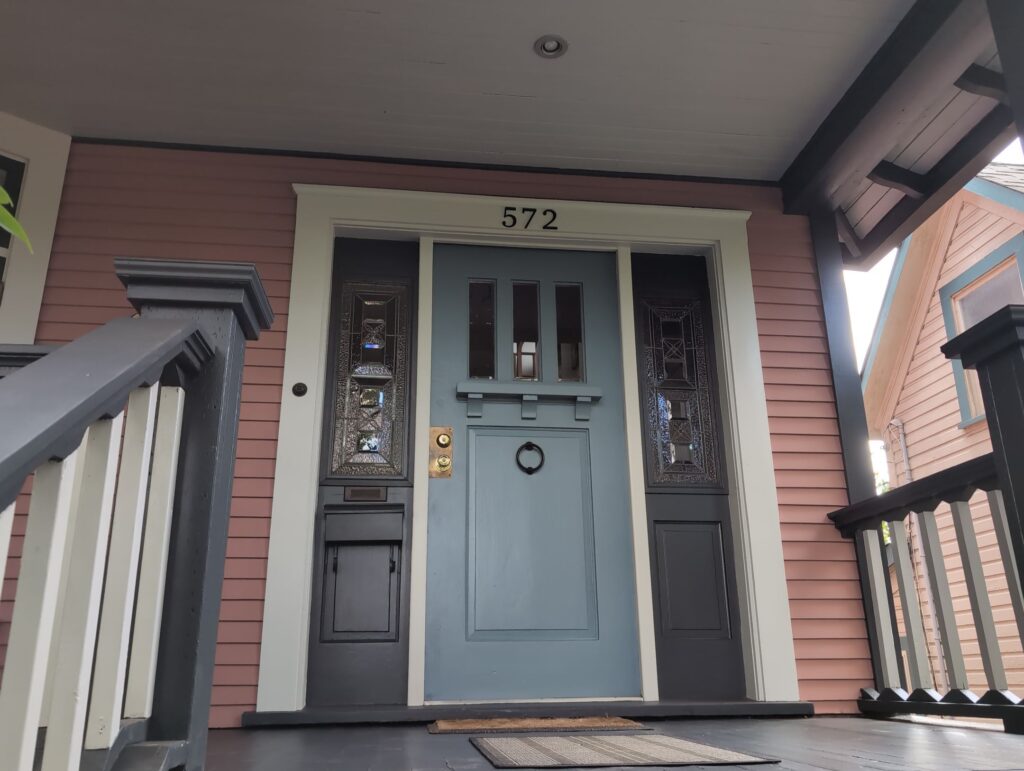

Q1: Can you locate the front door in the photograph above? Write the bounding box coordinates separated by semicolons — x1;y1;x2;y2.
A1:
425;244;641;702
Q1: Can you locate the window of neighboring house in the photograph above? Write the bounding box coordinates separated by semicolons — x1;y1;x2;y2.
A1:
940;234;1024;423
0;153;28;305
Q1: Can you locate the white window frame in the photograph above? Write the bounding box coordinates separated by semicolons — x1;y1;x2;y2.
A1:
0;112;71;344
256;184;800;712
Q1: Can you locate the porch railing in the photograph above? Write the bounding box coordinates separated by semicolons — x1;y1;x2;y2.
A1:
829;305;1024;734
0;259;272;771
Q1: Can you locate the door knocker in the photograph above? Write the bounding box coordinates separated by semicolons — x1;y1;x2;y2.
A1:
515;441;545;475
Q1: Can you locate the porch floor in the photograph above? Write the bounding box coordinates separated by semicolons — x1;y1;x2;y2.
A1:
205;716;1024;770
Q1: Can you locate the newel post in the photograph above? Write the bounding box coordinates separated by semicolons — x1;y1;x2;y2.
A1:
942;305;1024;595
115;259;273;769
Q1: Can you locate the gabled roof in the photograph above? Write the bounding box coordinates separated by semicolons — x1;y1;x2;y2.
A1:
977;162;1024;193
861;163;1024;437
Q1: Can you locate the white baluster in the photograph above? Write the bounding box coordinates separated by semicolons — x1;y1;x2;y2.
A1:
0;501;14;590
0;452;80;771
124;386;185;719
40;416;124;771
85;385;159;749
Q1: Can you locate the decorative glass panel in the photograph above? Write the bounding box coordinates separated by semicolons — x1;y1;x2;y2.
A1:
639;298;721;487
555;284;584;381
329;281;411;477
469;280;496;379
513;282;540;380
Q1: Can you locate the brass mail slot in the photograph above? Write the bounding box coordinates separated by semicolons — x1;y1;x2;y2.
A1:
429;426;453;478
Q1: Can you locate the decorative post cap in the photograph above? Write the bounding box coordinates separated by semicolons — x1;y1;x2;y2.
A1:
114;258;274;341
941;305;1024;370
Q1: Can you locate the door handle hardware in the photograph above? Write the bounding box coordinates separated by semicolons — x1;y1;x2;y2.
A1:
515;441;545;475
429;426;454;478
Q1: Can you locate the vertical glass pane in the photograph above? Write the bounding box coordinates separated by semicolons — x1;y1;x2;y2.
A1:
955;260;1024;330
513;282;540;380
469;281;496;378
555;284;584;381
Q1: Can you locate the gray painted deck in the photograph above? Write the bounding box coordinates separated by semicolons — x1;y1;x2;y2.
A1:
205;716;1024;770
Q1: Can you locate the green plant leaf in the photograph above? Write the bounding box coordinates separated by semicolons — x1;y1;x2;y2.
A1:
0;185;32;253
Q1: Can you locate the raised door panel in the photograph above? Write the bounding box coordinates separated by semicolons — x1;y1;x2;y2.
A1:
654;522;730;639
467;427;597;640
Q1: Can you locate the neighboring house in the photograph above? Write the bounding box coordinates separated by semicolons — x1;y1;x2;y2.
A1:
863;163;1024;696
2;4;1024;771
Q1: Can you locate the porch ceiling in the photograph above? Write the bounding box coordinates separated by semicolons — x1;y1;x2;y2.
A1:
4;0;912;180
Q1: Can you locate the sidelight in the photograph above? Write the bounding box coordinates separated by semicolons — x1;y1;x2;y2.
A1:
468;280;496;379
513;282;540;380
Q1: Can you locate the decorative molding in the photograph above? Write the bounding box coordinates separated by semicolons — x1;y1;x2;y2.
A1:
256;183;799;712
0;112;71;344
115;258;274;341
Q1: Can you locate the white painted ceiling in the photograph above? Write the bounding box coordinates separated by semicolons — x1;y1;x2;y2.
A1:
3;0;914;179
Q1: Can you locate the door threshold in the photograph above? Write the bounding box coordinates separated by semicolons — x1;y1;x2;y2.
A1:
241;699;814;728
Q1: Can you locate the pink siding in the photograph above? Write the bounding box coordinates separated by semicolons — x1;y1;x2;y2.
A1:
885;194;1024;695
0;142;868;725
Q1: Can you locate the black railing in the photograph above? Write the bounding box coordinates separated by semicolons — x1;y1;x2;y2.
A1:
0;259;272;771
829;305;1024;734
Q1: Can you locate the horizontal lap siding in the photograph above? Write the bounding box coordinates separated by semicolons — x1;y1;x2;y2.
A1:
888;200;1023;696
5;142;866;725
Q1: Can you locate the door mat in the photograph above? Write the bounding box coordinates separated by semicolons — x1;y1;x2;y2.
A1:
429;717;647;734
470;734;778;768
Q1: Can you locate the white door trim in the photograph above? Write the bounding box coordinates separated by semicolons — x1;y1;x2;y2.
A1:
0;112;71;344
256;184;799;712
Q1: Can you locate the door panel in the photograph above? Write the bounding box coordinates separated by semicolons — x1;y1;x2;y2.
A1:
632;253;745;700
468;427;597;640
426;244;640;702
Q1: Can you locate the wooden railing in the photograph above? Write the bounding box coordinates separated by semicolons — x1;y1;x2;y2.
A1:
0;259;272;771
830;305;1024;734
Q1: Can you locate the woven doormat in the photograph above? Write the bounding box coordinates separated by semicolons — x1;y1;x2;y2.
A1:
429;717;647;734
470;734;778;768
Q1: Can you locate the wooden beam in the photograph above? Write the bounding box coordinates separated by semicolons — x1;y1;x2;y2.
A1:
867;161;928;199
956;63;1009;102
781;0;992;215
846;104;1015;267
833;208;864;259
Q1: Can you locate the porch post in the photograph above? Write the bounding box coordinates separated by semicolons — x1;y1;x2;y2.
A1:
115;259;273;770
809;212;893;690
988;2;1024;149
942;306;1024;603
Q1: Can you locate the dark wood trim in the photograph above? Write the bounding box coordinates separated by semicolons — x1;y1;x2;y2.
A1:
867;161;927;199
955;63;1009;103
241;700;814;728
70;136;779;188
781;0;988;214
810;212;875;504
828;454;997;536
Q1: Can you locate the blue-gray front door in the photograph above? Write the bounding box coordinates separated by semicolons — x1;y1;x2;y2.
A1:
425;244;641;701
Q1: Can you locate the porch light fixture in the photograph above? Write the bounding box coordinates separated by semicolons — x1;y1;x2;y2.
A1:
534;34;567;59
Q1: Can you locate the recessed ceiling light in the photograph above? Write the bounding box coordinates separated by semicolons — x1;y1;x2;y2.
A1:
534;34;568;59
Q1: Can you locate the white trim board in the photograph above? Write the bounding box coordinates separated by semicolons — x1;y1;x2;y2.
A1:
256;184;800;712
0;112;71;344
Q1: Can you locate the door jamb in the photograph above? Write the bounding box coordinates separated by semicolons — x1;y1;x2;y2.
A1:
256;184;800;712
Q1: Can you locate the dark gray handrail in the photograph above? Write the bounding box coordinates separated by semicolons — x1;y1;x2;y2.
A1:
828;453;998;537
0;316;212;510
0;344;56;378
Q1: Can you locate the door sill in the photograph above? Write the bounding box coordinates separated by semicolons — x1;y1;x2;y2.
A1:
241;699;814;727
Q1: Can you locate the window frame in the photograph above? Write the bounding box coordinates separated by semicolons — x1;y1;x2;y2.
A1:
939;231;1024;427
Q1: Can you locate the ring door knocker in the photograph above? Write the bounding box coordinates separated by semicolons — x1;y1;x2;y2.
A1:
515;441;545;475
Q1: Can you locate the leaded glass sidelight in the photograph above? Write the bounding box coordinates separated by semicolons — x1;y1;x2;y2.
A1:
639;298;721;487
329;281;411;478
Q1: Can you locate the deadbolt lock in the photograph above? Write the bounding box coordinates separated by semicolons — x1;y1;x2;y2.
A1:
429;426;454;478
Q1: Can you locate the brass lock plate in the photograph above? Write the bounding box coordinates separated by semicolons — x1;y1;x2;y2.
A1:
429;426;454;478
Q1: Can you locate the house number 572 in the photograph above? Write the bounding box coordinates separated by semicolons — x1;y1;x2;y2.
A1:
501;206;559;230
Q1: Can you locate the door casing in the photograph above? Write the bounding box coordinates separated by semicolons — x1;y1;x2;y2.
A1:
257;184;799;712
